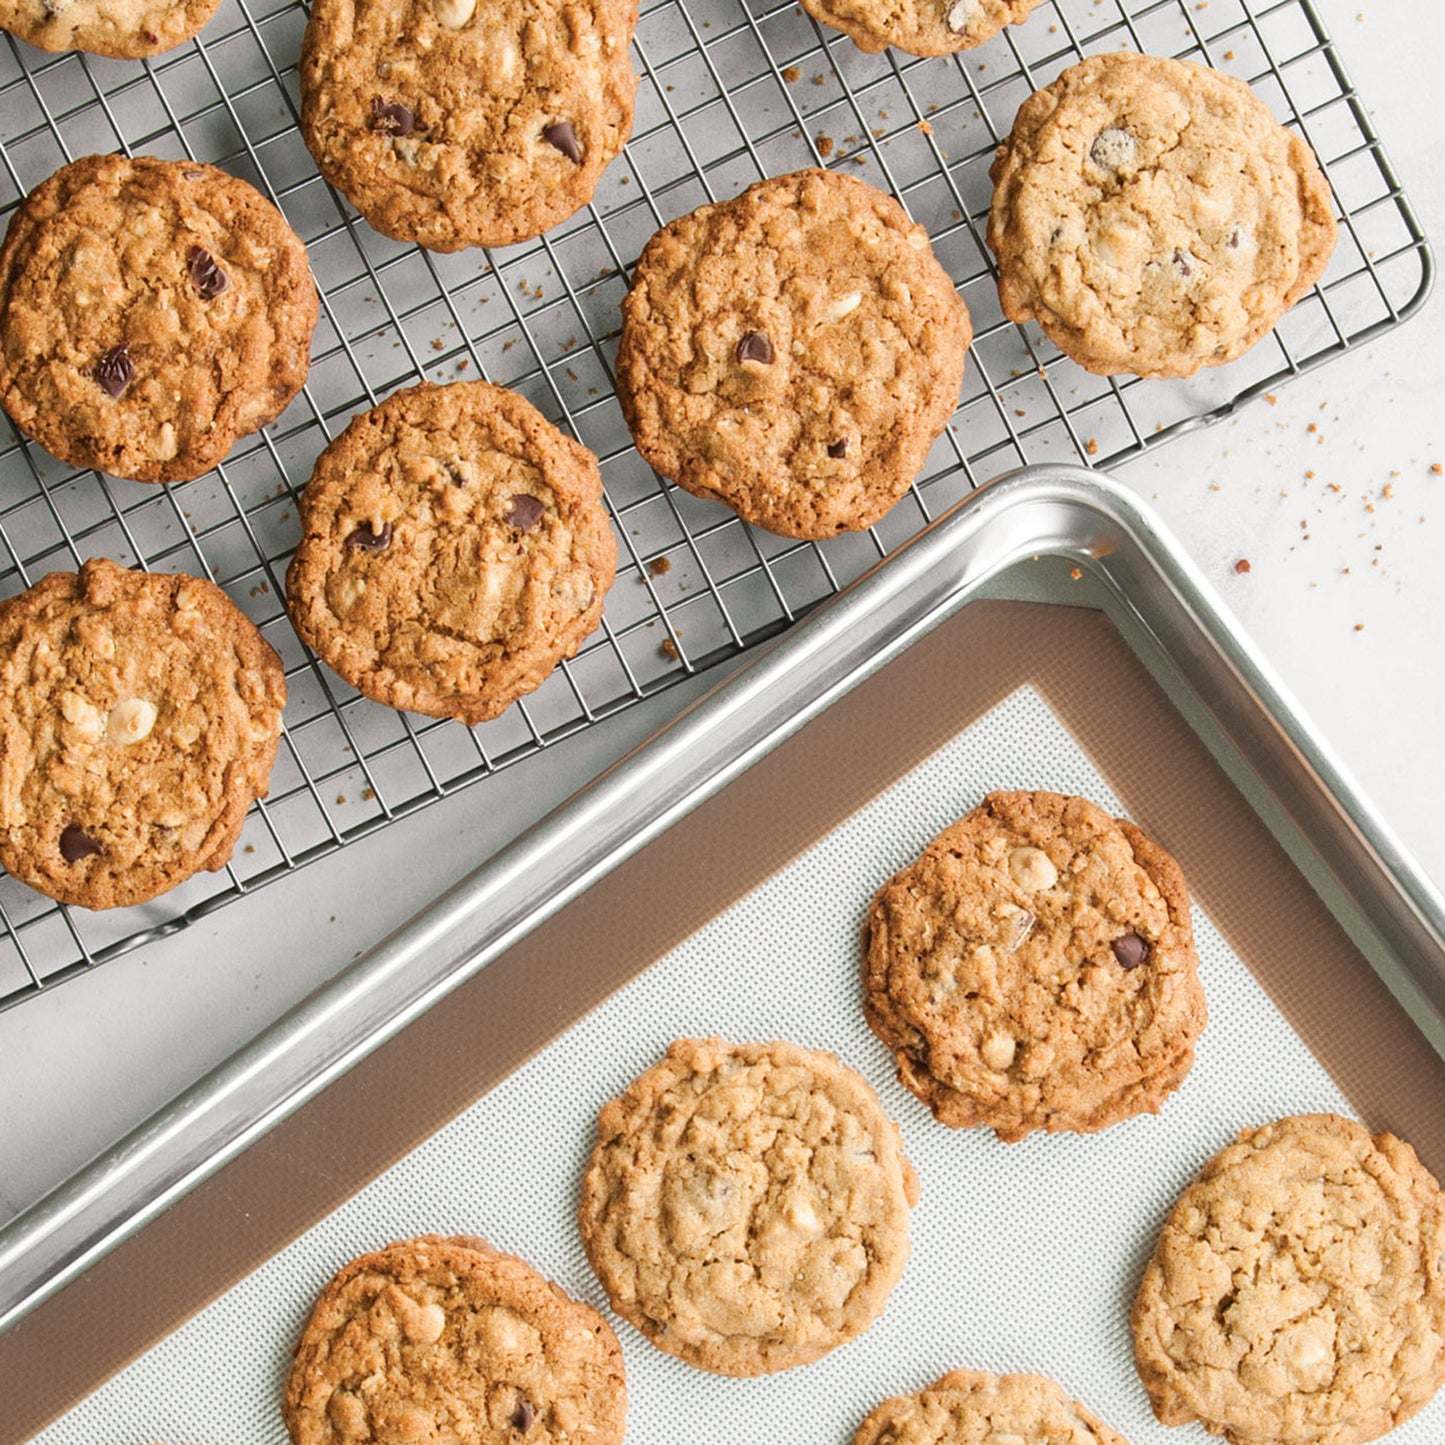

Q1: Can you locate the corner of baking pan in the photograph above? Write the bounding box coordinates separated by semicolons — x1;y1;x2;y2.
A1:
2;464;1442;1335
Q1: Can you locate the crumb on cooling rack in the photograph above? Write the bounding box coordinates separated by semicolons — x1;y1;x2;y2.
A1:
1235;558;1252;575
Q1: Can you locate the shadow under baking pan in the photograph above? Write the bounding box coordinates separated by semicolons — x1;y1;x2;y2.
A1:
7;534;1445;1441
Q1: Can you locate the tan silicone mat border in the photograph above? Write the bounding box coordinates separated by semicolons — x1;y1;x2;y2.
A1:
7;598;1443;1441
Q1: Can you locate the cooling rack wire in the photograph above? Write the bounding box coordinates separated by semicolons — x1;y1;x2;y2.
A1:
0;0;1429;1006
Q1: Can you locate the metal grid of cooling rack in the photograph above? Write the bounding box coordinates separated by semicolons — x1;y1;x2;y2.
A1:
0;0;1429;1008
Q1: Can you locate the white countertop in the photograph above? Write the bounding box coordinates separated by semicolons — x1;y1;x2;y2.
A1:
2;0;1441;1263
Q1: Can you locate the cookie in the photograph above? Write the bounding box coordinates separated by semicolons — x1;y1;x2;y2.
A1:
855;1368;1131;1445
616;168;971;540
1133;1114;1445;1445
0;0;218;57
283;1235;626;1445
286;380;616;725
299;0;638;252
987;52;1337;378
864;790;1206;1142
799;0;1045;60
578;1037;919;1376
0;558;286;910
0;154;317;483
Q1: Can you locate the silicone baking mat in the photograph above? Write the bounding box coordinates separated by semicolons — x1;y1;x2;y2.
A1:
0;0;1430;1007
36;684;1445;1443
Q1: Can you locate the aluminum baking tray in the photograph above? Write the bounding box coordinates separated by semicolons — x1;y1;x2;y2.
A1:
3;463;1444;1436
0;0;1431;1007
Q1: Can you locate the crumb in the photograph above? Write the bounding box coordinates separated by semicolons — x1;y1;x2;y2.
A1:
782;65;800;82
812;73;825;85
1264;393;1278;405
1354;623;1364;631
244;845;255;854
648;556;672;577
817;134;834;157
1069;567;1082;581
336;795;347;805
1234;558;1251;574
1431;463;1443;475
431;338;444;352
1086;438;1099;457
661;638;679;660
362;788;375;801
457;358;469;371
1383;483;1395;499
918;120;933;135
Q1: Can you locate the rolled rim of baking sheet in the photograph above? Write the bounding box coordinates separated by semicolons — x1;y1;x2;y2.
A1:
1;464;1442;1339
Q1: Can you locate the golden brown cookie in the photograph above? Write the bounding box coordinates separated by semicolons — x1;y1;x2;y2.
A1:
299;0;638;251
0;0;218;58
0;154;317;483
864;790;1206;1141
0;558;286;910
283;1235;626;1445
616;169;971;540
578;1037;920;1376
800;0;1045;60
855;1368;1131;1445
286;380;616;726
987;52;1336;378
1133;1114;1445;1445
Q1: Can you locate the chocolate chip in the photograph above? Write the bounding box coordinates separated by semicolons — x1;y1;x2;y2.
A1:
187;245;228;299
542;120;582;164
94;344;133;399
827;439;847;458
1111;932;1149;970
60;824;104;862
346;521;393;551
736;330;774;365
182;168;206;180
370;97;414;136
505;494;545;532
512;1400;536;1432
1172;247;1194;278
1228;227;1244;250
1089;126;1137;172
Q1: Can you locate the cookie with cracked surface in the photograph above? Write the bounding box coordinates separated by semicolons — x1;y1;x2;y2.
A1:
987;52;1337;378
855;1368;1131;1445
799;0;1045;60
616;168;971;540
1133;1114;1445;1445
299;0;638;251
286;380;616;725
283;1235;626;1445
0;154;317;483
0;558;285;910
578;1037;920;1375
0;0;218;58
864;789;1206;1142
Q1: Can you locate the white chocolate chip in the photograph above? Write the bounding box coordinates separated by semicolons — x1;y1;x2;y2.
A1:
1090;126;1137;171
172;720;201;747
402;1299;447;1345
106;698;157;745
430;0;474;25
1008;845;1058;891
907;229;927;249
825;290;862;323
946;0;980;33
786;1196;821;1233
335;574;367;611
981;1032;1017;1071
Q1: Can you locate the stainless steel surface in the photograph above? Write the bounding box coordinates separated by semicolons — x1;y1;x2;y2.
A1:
0;0;1431;1006
3;462;1443;1337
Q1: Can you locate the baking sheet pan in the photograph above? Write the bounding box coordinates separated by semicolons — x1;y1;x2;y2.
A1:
5;465;1445;1434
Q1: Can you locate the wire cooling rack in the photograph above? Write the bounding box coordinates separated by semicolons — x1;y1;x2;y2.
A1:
0;0;1429;1007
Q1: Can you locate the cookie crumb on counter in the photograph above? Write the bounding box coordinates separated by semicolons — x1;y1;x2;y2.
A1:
782;65;800;82
1234;558;1251;574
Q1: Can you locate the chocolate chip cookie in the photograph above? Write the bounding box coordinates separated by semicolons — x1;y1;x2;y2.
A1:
283;1235;627;1445
0;558;286;910
286;380;616;725
578;1037;920;1375
616;168;971;539
987;52;1337;378
0;0;219;57
299;0;638;251
799;0;1045;60
0;154;317;483
855;1368;1131;1445
1133;1114;1445;1445
864;790;1206;1142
